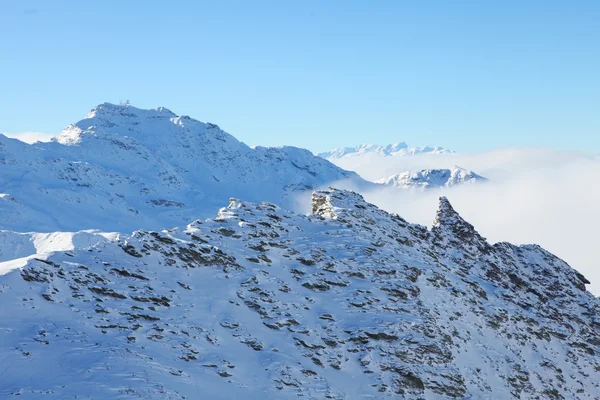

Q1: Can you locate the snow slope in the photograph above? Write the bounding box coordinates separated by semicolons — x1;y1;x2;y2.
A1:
376;166;487;190
0;103;369;233
0;189;597;399
318;142;452;160
0;230;118;276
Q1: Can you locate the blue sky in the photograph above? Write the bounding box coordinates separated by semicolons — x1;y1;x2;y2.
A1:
1;0;598;153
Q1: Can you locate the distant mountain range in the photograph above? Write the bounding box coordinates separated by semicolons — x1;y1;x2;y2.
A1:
317;143;489;190
317;142;452;160
377;166;487;190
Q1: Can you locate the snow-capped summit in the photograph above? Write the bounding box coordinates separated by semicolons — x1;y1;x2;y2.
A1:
56;103;223;146
0;103;369;232
376;166;486;190
318;142;452;160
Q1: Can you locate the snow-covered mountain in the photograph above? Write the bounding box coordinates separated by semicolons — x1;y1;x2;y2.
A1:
317;142;452;160
377;166;487;190
0;103;369;233
1;189;598;399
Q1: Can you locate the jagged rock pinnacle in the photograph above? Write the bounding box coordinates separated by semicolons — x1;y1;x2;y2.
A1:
433;196;459;228
432;196;491;254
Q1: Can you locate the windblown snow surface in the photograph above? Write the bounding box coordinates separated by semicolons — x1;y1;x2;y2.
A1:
0;230;117;276
0;189;598;399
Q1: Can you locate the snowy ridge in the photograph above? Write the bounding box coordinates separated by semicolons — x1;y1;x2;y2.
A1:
1;189;598;399
318;142;452;160
376;166;486;189
0;230;117;276
0;103;369;232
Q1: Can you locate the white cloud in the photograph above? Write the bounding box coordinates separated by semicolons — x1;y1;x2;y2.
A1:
332;148;600;295
332;147;589;182
2;131;55;144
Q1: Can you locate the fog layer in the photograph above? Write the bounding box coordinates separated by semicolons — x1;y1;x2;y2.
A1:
332;148;600;295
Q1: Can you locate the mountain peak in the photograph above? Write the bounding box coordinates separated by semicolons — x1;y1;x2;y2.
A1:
311;188;369;219
432;196;491;254
433;196;460;227
377;166;486;190
83;102;181;127
1;104;369;232
54;103;210;145
88;102;176;119
311;189;414;238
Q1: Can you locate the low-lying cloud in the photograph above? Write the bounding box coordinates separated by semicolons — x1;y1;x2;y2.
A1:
334;148;600;295
3;131;55;144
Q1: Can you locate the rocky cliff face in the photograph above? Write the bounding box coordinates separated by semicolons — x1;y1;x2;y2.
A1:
0;189;598;399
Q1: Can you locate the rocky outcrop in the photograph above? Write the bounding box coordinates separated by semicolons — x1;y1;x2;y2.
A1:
0;189;598;399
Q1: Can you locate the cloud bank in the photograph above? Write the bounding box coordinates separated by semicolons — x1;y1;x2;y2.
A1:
333;148;600;295
3;131;55;144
